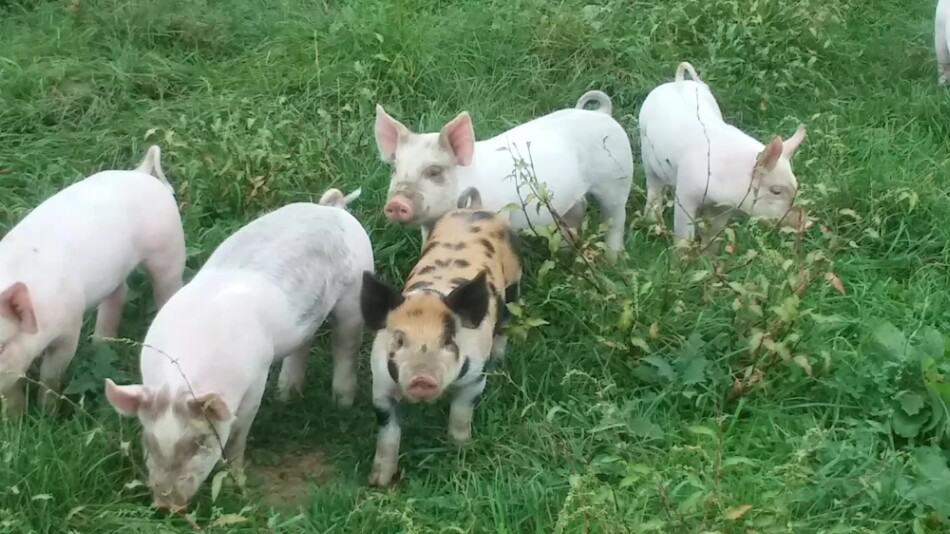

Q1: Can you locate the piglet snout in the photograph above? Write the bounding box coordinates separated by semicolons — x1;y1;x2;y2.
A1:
384;196;415;223
406;375;440;401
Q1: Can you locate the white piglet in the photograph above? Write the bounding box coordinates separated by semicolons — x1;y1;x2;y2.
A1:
936;0;950;85
105;189;372;512
0;146;185;413
639;62;808;242
375;90;634;261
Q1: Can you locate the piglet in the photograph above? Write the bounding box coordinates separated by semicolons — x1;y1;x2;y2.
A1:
375;90;633;261
0;146;185;414
639;62;808;242
105;188;372;511
361;188;522;486
937;0;950;85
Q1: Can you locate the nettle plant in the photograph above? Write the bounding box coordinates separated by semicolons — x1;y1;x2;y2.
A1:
860;320;950;443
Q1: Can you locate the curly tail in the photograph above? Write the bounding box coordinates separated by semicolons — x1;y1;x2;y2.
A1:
135;145;171;188
456;187;483;209
319;187;362;209
675;62;701;82
575;90;613;115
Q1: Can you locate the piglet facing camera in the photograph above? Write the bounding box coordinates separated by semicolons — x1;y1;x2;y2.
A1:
362;195;522;487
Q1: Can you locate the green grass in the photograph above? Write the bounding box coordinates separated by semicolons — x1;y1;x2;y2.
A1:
2;0;950;532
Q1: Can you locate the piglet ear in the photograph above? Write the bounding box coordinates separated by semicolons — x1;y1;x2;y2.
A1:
444;271;489;328
105;379;149;416
782;125;806;160
361;271;404;331
375;104;410;163
439;112;476;166
188;392;231;422
755;136;784;172
0;282;37;334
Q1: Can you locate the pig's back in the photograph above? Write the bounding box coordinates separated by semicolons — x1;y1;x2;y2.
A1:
466;108;629;222
639;81;725;183
201;203;372;327
3;170;178;304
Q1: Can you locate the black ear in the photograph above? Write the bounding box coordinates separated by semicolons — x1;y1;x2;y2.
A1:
444;271;489;328
361;271;404;330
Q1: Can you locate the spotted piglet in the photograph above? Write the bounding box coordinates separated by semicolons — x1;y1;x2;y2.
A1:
361;187;521;487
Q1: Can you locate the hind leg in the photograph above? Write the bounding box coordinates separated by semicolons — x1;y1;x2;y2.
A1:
558;198;587;250
94;282;128;339
590;181;631;263
144;225;186;309
277;344;309;403
643;165;666;223
329;289;363;408
937;18;950;84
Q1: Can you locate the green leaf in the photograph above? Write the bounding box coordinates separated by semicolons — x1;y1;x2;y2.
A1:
641;355;674;382
913;326;946;363
538;260;555;281
687;425;717;439
905;447;950;516
897;391;925;416
627;417;664;440
891;409;928;439
866;320;907;360
630;337;651;353
679;357;707;385
210;470;229;503
690;270;710;283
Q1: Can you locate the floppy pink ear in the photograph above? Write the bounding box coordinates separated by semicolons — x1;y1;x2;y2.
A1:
439;112;476;166
375;104;410;162
0;282;37;334
188;392;231;422
782;125;806;160
105;379;149;416
755;136;784;172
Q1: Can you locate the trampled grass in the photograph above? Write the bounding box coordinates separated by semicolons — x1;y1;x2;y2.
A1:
1;0;949;532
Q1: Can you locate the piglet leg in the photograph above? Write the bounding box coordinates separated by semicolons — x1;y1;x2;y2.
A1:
448;376;486;444
94;282;128;339
38;322;81;413
330;291;362;408
369;397;400;487
276;345;309;403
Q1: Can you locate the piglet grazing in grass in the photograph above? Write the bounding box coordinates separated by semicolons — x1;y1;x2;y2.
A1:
639;62;809;242
0;146;185;414
375;90;633;261
936;0;950;84
361;187;522;487
105;188;372;512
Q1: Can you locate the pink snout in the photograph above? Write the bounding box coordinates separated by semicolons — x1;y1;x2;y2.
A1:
384;196;415;223
406;375;441;402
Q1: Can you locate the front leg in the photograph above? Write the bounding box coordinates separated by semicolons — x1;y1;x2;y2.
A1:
1;379;27;417
672;196;698;244
38;323;82;413
224;374;267;487
369;397;401;487
448;376;486;444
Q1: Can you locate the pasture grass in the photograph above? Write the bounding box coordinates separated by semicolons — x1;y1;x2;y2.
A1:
1;0;949;532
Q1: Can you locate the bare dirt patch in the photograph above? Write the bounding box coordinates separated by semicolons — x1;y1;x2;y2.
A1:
249;449;336;508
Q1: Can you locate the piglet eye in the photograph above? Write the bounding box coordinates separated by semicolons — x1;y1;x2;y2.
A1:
769;185;784;196
424;166;445;183
392;330;406;349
